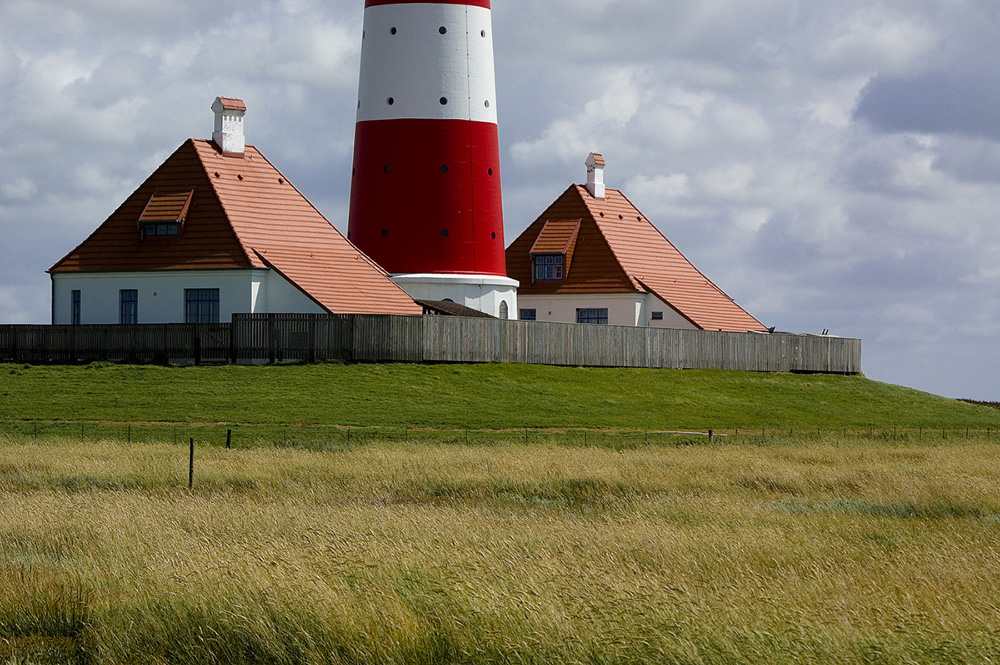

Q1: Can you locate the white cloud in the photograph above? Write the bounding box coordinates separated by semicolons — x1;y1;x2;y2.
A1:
1;178;37;201
815;7;938;75
697;164;757;199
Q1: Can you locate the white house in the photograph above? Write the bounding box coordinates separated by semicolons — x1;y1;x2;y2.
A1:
505;154;767;333
49;98;422;325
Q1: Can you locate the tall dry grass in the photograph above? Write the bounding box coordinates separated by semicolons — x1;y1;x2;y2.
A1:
2;435;1000;663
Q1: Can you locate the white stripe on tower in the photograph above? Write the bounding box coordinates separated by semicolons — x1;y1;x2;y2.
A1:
357;3;498;125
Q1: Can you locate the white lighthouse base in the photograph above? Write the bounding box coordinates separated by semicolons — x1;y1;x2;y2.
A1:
391;273;519;319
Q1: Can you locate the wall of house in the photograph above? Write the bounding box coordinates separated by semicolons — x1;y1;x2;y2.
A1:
517;292;699;328
51;269;322;324
638;293;699;329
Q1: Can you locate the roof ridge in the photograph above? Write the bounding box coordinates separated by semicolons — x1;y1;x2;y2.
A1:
611;188;766;330
633;276;700;330
238;144;398;281
612;187;734;301
251;248;332;314
191;139;261;268
575;184;644;292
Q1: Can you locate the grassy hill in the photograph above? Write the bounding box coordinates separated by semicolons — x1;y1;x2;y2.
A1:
2;362;998;430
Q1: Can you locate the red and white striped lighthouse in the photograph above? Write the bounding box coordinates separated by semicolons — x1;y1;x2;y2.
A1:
347;0;518;317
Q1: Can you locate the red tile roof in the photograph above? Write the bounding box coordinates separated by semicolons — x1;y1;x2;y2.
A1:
50;139;421;316
507;184;766;332
530;219;581;256
139;190;194;223
216;97;247;111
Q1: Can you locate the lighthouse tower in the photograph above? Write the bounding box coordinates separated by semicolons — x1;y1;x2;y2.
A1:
347;0;518;318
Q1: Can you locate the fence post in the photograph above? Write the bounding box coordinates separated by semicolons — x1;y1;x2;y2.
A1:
230;319;238;365
226;429;232;450
188;438;194;489
708;429;713;443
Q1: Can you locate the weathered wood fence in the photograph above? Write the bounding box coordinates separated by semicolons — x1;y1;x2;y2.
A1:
0;314;861;373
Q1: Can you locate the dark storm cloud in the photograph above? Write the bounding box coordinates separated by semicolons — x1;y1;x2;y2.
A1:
854;72;1000;140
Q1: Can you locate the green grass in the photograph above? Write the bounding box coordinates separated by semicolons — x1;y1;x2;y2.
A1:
3;436;1000;664
2;362;998;430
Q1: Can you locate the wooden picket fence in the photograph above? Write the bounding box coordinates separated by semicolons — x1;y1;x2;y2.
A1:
0;314;861;374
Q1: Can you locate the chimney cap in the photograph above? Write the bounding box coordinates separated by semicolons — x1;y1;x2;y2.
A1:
213;97;247;113
586;152;606;167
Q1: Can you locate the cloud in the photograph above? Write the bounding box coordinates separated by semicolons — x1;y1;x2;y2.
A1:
855;73;1000;140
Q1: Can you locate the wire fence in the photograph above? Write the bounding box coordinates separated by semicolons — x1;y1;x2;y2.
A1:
0;420;995;451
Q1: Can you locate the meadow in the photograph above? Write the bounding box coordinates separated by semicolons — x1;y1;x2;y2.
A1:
2;363;1000;664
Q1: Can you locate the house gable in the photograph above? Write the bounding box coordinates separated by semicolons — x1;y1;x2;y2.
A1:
506;185;633;294
50;135;421;316
507;180;767;333
49;140;252;273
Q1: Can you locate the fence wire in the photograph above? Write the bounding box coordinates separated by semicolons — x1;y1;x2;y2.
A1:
0;420;994;451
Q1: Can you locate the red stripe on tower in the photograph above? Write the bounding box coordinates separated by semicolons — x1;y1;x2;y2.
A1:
348;0;508;284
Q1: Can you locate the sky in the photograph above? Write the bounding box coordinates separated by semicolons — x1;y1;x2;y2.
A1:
1;0;998;400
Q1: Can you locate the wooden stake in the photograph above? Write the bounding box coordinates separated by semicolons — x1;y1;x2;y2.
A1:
188;438;194;489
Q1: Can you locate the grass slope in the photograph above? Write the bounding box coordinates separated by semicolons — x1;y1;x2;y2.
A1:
3;438;1000;664
2;362;998;430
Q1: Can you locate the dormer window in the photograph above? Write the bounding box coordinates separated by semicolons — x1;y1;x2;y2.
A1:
529;219;581;284
533;254;564;280
141;223;180;239
138;189;193;240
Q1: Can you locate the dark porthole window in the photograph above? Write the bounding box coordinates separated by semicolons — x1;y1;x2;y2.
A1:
488;168;493;175
390;27;397;34
491;232;496;239
481;30;486;37
440;97;448;105
439;26;447;34
441;229;449;237
384;165;391;174
440;165;448;173
485;100;490;108
381;229;389;238
387;97;394;105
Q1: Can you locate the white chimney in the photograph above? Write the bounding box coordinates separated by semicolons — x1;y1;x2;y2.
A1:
586;152;606;198
212;97;246;155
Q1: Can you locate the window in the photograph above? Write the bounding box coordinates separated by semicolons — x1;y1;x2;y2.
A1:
576;308;608;325
520;309;536;321
533;254;564;281
140;222;180;239
499;301;508;320
185;289;220;324
651;311;664;321
71;290;81;326
120;290;138;325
